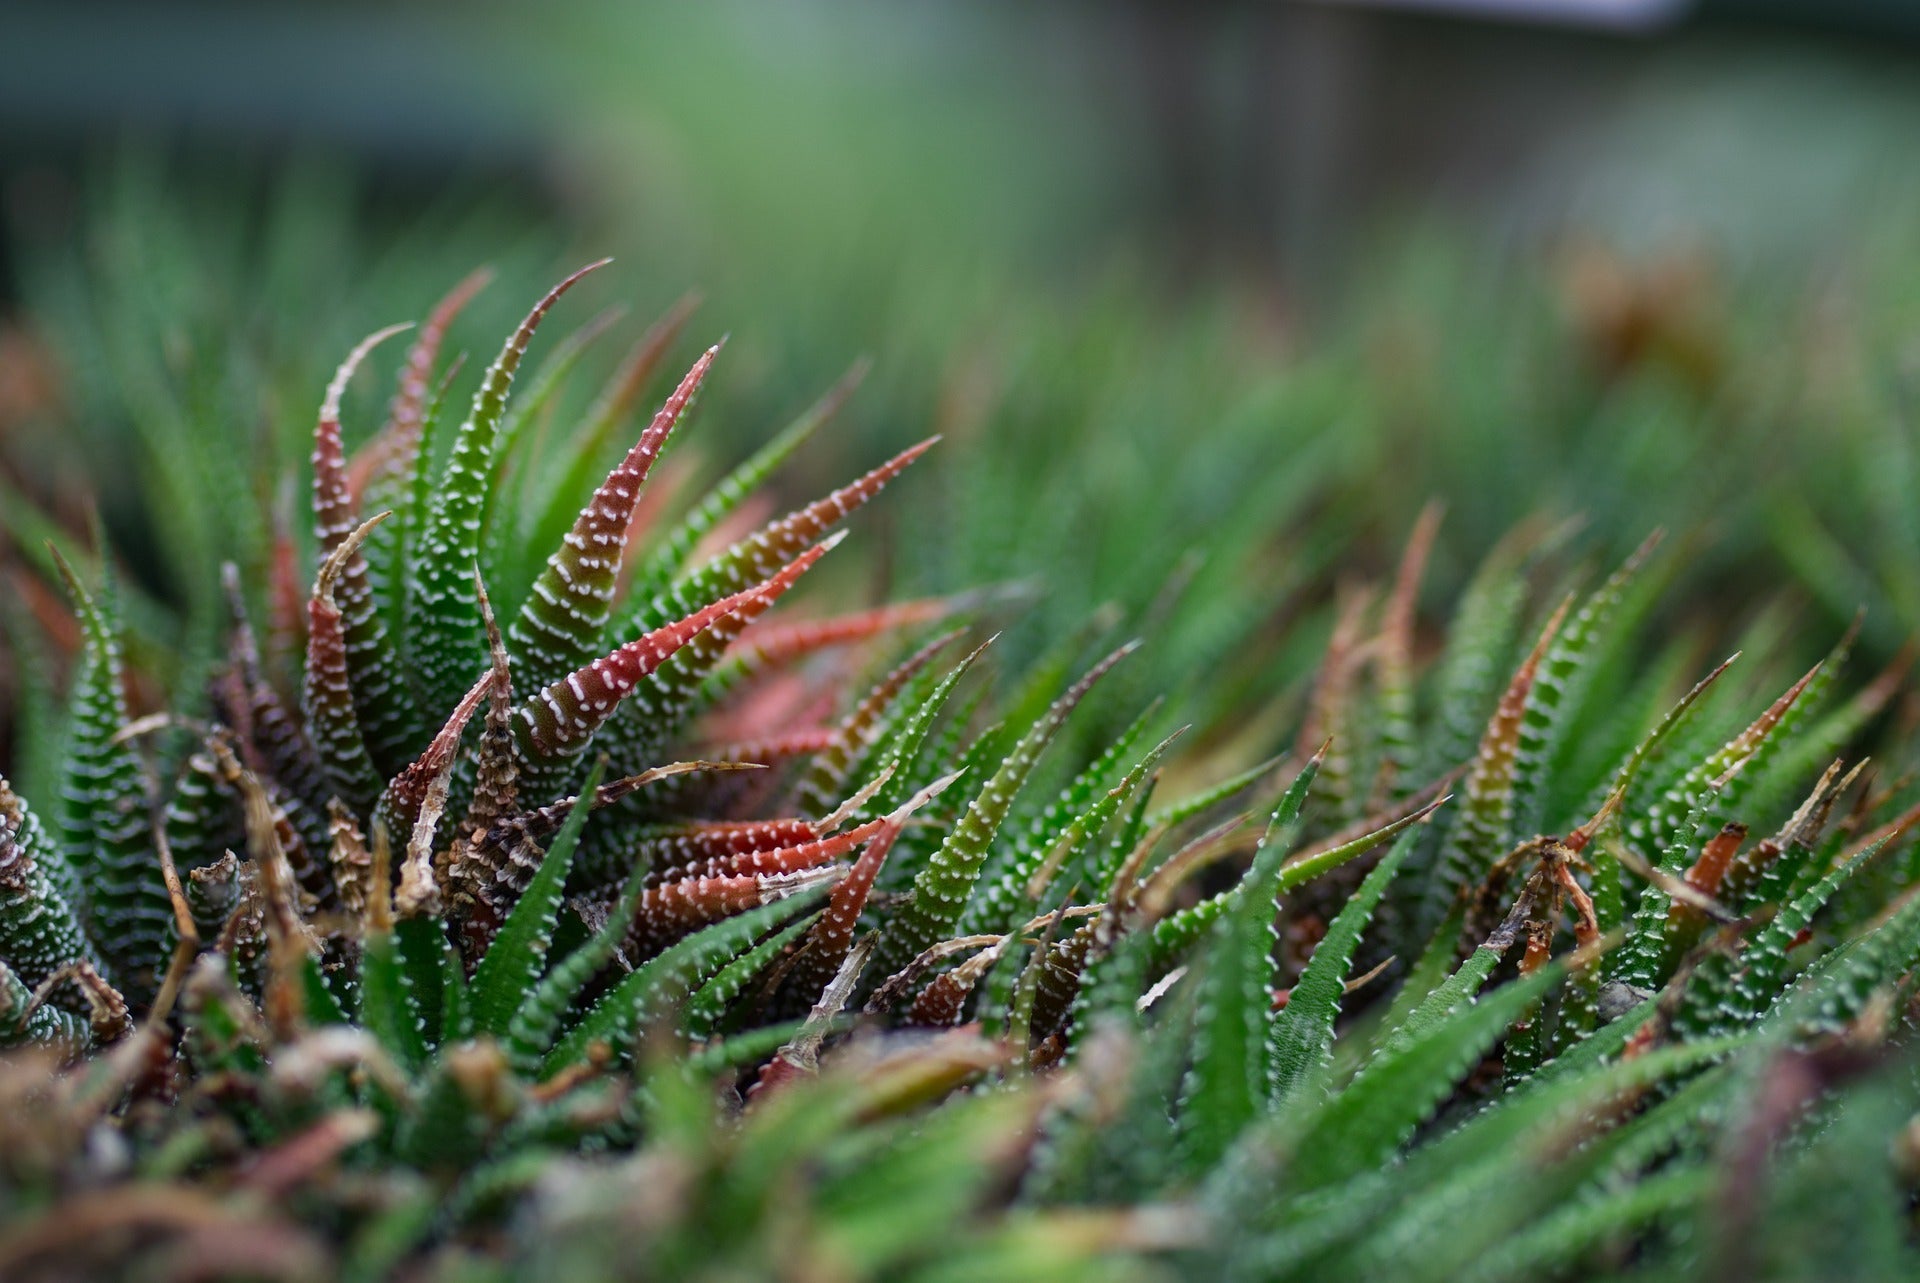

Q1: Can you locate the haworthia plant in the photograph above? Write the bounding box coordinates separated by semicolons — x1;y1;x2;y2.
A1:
4;258;1920;1283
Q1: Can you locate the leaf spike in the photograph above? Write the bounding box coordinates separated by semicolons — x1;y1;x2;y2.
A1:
1706;657;1824;790
302;514;390;812
356;266;495;502
817;765;896;834
460;763;753;941
480;305;639;586
864;936;1004;1021
882;641;1138;970
314;322;415;558
46;547;167;997
22;959;129;1047
725;597;961;672
507;344;722;695
1616;651;1741;795
657;816;878;885
698;727;837;766
1173;754;1320;1170
1439;593;1574;898
397;738;457;920
1279;791;1449;885
410;259;614;712
519;762;765;838
905;936;1016;1029
214;563;329;838
378;663;492;849
798;625;968;817
577;292;704;451
612;819;821;887
625;436;937;639
1632;644;1832;884
234;762;322;1036
1510;528;1666;837
1267;830;1416;1101
518;536;839;762
1023;725;1187;904
463;564;520;837
314;512;389;606
45;543;98;637
765;430;937;545
626;865;845;956
1386;502;1444;641
754;932;876;1100
1298;587;1372;820
1376;501;1442;798
1100;816;1171;933
604;444;943;766
1836;780;1920;863
503;297;706;593
625;356;873;602
1133;814;1257;924
792;772;965;1004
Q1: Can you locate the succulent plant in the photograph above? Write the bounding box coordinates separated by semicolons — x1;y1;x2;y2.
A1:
0;262;1259;1277
4;259;1920;1283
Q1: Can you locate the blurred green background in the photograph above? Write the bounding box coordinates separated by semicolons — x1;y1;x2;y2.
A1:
4;0;1920;766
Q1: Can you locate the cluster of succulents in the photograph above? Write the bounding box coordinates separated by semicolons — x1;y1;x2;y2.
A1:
3;257;1920;1283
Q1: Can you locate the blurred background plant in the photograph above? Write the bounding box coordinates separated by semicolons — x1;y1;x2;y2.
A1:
9;1;1920;742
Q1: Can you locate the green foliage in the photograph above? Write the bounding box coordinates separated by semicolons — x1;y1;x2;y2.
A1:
3;247;1920;1283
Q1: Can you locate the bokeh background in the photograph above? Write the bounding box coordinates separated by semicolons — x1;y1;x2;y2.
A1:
4;0;1920;769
